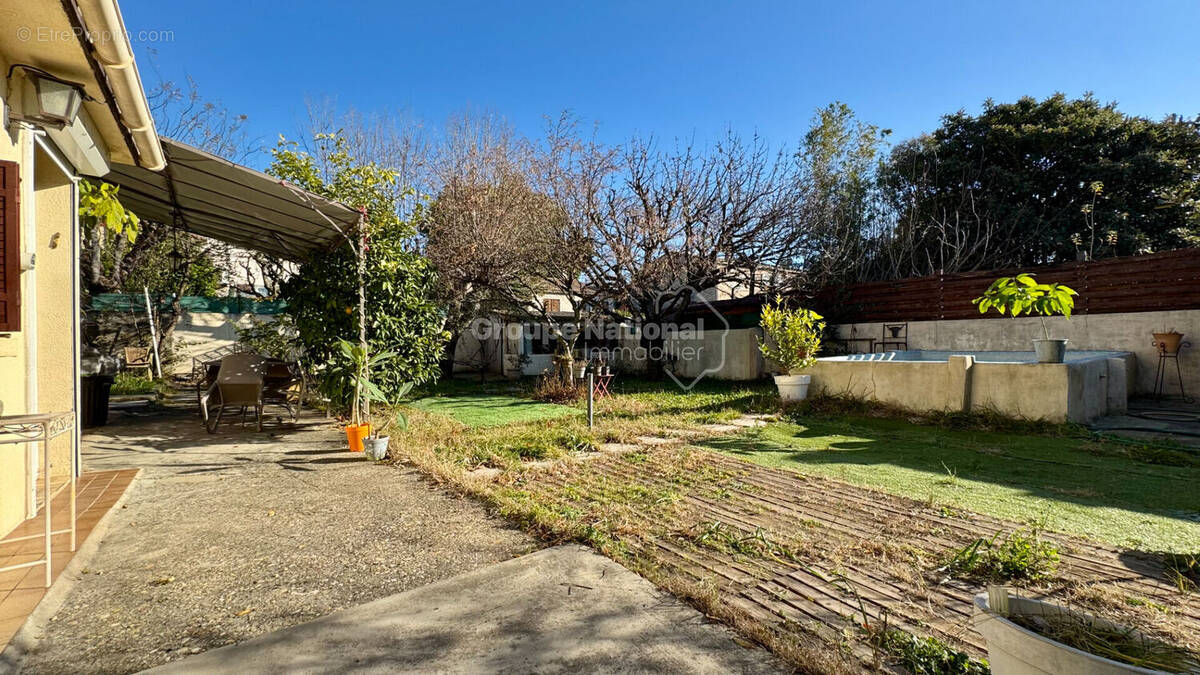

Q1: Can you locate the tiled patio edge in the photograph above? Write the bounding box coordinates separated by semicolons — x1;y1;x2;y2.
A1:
0;469;142;670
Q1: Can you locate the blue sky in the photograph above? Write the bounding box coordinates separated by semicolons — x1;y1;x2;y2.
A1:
122;0;1200;168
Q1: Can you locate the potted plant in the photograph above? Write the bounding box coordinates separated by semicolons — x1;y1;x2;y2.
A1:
973;274;1078;364
757;297;824;402
363;383;411;461
1153;329;1185;356
973;587;1198;674
336;338;396;452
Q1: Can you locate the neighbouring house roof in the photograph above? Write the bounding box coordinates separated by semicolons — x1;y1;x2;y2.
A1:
103;137;363;261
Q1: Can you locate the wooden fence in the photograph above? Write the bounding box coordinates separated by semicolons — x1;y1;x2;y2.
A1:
811;248;1200;323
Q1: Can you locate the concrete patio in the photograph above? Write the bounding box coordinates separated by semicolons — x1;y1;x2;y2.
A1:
2;402;780;674
148;545;779;674
2;404;538;673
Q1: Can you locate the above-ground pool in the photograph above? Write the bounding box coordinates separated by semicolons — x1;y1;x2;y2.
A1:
809;349;1134;423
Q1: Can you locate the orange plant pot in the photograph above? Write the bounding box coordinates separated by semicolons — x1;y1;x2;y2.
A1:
344;423;372;452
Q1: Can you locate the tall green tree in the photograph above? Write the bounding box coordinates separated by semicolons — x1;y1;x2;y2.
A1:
883;94;1200;272
270;132;447;401
794;102;892;284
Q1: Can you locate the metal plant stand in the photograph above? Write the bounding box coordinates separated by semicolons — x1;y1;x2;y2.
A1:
0;411;77;587
1152;338;1192;403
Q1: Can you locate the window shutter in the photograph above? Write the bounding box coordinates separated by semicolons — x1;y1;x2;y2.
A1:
0;160;20;332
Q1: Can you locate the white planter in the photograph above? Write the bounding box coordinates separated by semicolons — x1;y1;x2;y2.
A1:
972;593;1166;675
774;374;811;402
362;436;390;461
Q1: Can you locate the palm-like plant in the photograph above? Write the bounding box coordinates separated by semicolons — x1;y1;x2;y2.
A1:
972;274;1078;340
336;339;397;426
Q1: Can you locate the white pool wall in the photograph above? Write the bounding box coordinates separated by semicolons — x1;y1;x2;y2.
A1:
807;350;1134;423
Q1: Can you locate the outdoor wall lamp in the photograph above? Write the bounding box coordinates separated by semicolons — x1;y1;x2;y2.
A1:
5;65;86;129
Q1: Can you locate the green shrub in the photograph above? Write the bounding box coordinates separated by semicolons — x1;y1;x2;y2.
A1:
271;131;448;409
757;297;824;374
878;629;990;675
111;372;160;395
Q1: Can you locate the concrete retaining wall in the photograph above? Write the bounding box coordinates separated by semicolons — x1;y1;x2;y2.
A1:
808;351;1133;423
833;310;1198;396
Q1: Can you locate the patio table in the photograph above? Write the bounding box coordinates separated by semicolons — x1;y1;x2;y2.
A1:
0;410;77;587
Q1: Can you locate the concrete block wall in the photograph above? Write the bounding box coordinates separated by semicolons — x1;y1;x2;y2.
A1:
833;310;1200;396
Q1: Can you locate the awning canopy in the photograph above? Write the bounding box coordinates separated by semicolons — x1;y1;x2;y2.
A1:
102;138;361;261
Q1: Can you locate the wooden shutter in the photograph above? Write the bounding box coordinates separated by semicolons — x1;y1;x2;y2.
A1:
0;160;19;332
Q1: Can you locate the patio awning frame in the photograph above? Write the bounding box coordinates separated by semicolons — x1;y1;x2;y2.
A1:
102;136;376;425
102;137;364;262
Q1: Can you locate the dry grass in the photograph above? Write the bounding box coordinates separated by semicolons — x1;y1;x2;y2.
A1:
388;383;1200;672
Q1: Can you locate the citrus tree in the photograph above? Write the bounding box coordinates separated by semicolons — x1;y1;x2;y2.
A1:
757;297;825;374
270;132;447;406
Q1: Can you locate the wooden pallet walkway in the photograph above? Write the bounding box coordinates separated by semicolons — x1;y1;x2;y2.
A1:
519;418;1199;667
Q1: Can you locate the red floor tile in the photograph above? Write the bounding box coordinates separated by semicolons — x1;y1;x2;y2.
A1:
0;469;136;650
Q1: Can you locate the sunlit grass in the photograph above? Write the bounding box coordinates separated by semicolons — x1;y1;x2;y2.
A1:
701;416;1200;553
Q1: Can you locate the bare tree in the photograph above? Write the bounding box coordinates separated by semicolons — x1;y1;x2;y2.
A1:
577;130;805;376
423;111;552;376
302;98;431;220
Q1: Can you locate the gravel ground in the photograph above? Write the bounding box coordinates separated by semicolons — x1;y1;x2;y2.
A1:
13;404;537;674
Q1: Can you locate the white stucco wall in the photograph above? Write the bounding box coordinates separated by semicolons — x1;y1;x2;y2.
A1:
169;312;277;374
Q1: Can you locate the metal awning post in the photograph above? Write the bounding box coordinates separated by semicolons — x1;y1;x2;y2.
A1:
357;213;369;426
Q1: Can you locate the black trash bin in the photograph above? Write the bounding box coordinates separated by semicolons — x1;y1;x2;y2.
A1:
81;374;114;428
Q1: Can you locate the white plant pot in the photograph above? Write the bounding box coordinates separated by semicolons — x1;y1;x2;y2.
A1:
972;593;1167;675
774;374;811;402
362;436;390;461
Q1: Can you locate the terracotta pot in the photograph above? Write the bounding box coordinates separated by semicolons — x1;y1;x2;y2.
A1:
344;423;372;452
1153;331;1184;355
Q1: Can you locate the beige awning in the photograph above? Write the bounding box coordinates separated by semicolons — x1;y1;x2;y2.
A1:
102;138;361;261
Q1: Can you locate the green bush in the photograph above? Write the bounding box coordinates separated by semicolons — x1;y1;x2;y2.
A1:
271;132;448;408
878;629;990;675
757;297;824;374
110;372;160;395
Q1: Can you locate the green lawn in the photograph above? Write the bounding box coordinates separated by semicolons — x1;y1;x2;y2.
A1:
408;380;579;428
701;416;1200;553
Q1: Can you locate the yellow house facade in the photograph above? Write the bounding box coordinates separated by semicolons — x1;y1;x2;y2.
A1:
0;0;163;538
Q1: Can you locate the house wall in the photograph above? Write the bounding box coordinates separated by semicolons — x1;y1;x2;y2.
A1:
0;60;31;537
33;148;77;482
0;102;83;537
